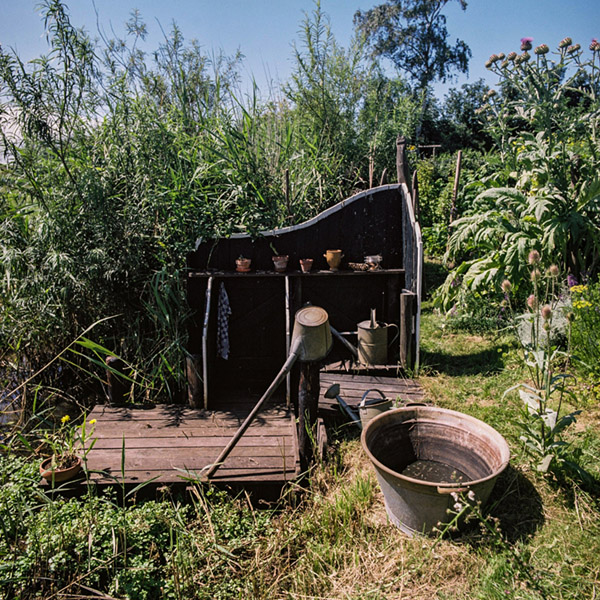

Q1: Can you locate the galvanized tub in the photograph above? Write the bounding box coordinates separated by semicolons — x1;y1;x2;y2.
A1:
361;406;510;536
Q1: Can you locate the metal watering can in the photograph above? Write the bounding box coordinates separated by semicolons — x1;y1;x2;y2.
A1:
357;309;399;366
359;389;394;428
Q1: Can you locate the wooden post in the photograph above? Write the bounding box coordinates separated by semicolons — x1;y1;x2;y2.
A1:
186;354;203;409
399;291;417;370
411;169;419;222
450;150;462;224
105;356;128;404
298;361;320;471
396;135;410;188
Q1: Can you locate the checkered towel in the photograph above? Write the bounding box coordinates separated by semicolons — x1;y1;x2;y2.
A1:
217;282;232;360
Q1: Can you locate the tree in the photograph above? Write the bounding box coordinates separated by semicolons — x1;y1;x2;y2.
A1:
354;0;471;140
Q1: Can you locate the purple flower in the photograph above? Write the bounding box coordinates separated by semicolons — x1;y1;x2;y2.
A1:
567;274;578;288
521;37;533;51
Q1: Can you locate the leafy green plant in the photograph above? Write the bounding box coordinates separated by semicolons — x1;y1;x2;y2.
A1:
41;413;97;471
502;252;581;474
435;39;600;312
569;280;600;377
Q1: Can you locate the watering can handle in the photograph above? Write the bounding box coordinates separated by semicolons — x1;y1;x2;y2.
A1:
359;388;386;408
387;323;399;346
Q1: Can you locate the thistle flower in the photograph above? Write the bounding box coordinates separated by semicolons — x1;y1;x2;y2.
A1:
528;250;541;265
567;44;581;54
501;60;510;69
507;51;518;61
488;53;500;64
591;39;600;52
527;294;538;310
534;44;550;55
521;37;533;51
520;51;531;62
497;52;506;61
531;268;541;282
501;279;512;293
541;305;552;320
548;264;559;278
559;37;572;49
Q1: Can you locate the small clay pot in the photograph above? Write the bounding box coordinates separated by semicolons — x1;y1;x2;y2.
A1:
272;255;289;273
40;456;83;483
236;258;251;272
299;258;313;273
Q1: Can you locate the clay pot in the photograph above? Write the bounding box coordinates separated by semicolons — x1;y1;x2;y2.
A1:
299;258;313;273
323;249;344;271
272;255;289;273
236;257;251;272
40;456;83;483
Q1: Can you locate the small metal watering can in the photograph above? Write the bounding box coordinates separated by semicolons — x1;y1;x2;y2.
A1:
359;388;394;428
357;309;399;366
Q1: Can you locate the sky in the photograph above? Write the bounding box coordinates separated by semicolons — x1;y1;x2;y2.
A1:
1;0;599;101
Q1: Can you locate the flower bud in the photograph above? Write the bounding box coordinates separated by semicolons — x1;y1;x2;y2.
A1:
591;39;600;52
548;264;559;277
531;268;541;282
534;44;550;55
501;60;510;69
541;305;552;320
528;250;541;264
568;44;581;54
559;37;572;49
520;51;531;62
543;321;550;332
507;51;518;61
497;52;506;61
527;294;538;310
521;37;533;51
567;311;575;322
501;279;512;293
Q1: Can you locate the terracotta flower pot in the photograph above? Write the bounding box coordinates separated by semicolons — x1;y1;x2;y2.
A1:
40;455;83;483
299;258;314;273
272;255;289;273
324;249;344;271
236;258;251;272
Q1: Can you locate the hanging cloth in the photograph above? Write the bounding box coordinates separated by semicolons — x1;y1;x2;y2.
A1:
216;282;232;360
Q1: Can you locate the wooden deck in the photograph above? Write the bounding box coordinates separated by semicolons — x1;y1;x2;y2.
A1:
64;373;423;496
84;402;300;492
319;372;425;417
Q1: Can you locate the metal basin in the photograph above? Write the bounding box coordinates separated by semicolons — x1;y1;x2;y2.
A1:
361;406;510;536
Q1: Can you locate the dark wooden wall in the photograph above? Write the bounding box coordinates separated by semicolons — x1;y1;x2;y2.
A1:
187;186;404;272
186;185;414;406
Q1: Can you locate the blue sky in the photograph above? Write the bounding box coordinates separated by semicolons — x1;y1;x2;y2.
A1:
1;0;599;100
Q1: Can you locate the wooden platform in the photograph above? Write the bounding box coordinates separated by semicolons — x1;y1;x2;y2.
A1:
318;372;425;417
64;373;423;497
84;403;300;492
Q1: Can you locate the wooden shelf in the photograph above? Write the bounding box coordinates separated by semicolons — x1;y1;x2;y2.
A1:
188;268;405;278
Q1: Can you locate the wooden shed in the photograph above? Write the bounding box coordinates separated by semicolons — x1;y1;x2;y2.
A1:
185;180;423;411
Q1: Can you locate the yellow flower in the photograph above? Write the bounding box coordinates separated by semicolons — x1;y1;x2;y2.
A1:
61;415;70;424
89;419;97;425
573;300;592;309
570;285;588;294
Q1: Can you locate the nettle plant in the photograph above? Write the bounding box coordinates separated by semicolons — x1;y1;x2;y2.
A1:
503;251;581;474
436;38;600;312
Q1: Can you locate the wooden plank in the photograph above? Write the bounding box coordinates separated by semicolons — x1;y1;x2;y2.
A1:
89;469;297;484
90;405;292;420
87;453;293;470
92;436;296;450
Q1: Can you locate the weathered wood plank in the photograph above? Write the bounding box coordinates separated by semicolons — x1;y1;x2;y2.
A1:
92;436;296;450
